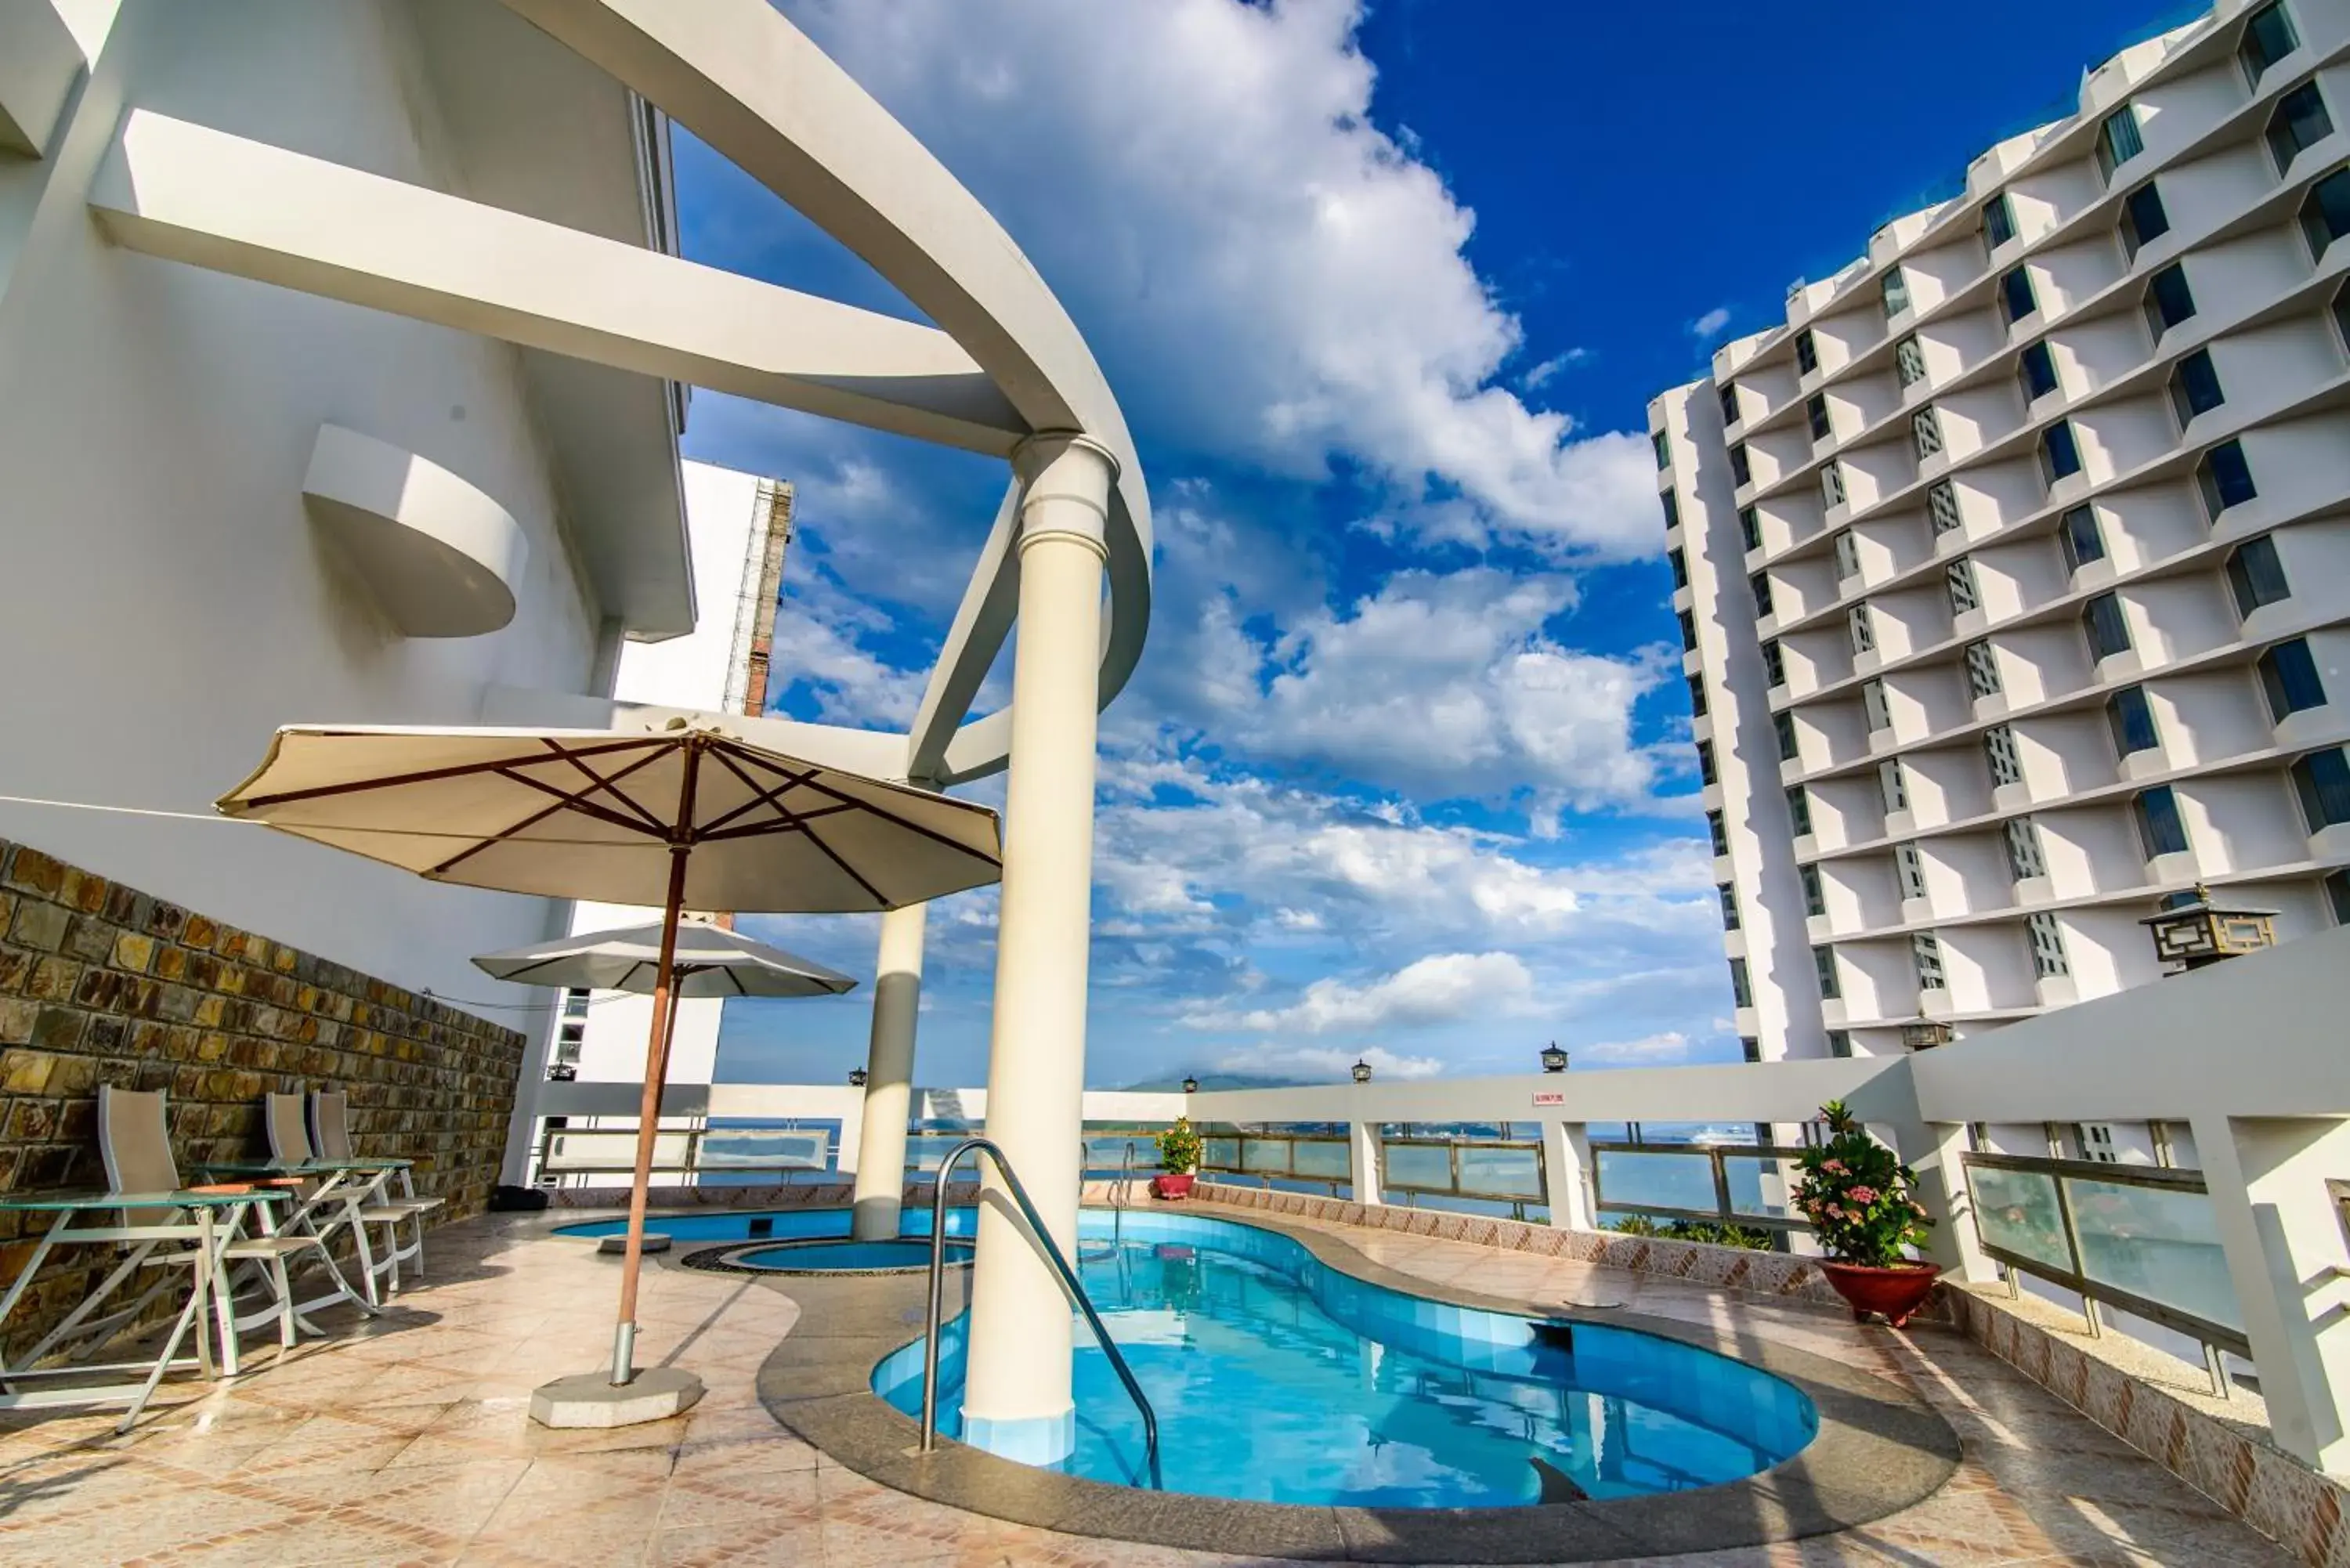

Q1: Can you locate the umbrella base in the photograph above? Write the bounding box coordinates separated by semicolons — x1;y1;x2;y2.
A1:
530;1367;703;1429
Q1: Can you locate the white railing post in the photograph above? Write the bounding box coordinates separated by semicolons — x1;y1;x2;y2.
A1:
1348;1122;1383;1207
2191;1113;2350;1471
1884;1119;1998;1283
1543;1120;1594;1231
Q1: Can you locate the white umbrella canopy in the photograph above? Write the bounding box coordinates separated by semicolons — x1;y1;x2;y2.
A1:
214;721;1001;911
216;717;1000;1395
472;918;858;999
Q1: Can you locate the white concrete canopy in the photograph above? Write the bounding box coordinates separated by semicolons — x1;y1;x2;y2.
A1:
299;424;528;639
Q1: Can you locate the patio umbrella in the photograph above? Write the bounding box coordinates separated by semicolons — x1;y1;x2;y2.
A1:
217;718;1000;1389
472;918;859;999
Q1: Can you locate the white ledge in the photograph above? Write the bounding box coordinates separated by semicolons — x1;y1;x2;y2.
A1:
301;425;527;638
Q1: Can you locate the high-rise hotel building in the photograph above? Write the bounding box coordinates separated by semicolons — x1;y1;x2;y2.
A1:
1652;0;2350;1062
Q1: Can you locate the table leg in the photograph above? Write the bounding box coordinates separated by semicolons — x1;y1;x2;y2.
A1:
0;1213;69;1391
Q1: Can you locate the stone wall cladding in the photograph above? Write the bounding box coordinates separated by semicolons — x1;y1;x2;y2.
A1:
0;837;523;1352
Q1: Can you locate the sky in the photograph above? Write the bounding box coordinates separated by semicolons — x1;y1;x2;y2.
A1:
689;0;2179;1090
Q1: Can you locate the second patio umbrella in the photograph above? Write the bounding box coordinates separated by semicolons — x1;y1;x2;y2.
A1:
472;917;859;999
217;717;1000;1392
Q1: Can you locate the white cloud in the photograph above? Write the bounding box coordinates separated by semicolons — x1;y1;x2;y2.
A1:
781;0;1661;559
1518;348;1590;392
1576;1030;1696;1066
1687;306;1732;339
1184;951;1535;1033
1209;1043;1443;1082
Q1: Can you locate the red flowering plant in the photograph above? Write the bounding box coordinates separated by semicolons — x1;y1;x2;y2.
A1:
1789;1100;1933;1267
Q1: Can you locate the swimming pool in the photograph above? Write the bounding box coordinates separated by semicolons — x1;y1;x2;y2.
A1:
870;1209;1817;1508
556;1209;964;1244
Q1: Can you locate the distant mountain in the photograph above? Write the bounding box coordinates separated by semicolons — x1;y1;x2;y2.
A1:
1112;1071;1314;1093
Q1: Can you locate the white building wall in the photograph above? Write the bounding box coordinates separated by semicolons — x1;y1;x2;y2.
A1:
1658;0;2350;1062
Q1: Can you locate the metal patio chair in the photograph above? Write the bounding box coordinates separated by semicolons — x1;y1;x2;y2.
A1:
309;1089;441;1281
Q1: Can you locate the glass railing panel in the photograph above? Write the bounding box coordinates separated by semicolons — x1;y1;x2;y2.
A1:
1381;1143;1452;1189
1594;1149;1716;1212
698;1129;828;1169
2063;1176;2241;1332
1200;1137;1241;1171
1458;1145;1542;1198
1292;1140;1353;1180
1721;1153;1799;1222
1967;1164;2071;1272
1241;1137;1292;1174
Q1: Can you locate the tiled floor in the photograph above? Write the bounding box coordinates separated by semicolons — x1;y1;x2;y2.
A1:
0;1209;2302;1566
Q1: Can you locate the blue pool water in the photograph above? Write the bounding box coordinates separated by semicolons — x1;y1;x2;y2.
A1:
734;1238;973;1272
873;1209;1816;1508
555;1208;974;1244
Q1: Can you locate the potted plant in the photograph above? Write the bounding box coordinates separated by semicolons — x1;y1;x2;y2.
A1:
1789;1100;1940;1327
1152;1117;1202;1200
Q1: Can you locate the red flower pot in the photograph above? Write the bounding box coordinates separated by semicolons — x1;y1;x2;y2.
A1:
1819;1261;1940;1328
1150;1172;1195;1201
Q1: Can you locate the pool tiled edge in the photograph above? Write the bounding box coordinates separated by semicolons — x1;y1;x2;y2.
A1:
749;1206;1961;1563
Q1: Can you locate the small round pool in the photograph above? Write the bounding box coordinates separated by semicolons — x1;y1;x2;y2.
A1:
733;1237;974;1274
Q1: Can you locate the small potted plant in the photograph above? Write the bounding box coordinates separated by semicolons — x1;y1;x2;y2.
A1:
1152;1117;1202;1200
1790;1100;1940;1327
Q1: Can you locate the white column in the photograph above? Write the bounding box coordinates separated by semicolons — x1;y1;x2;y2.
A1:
1887;1120;1998;1283
1543;1121;1595;1231
1349;1121;1384;1207
2193;1113;2350;1470
959;432;1116;1465
851;901;927;1240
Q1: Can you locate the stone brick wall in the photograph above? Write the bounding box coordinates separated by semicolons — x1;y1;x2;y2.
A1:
0;836;525;1352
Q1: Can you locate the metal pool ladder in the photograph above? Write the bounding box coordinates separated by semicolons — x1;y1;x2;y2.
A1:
917;1136;1162;1490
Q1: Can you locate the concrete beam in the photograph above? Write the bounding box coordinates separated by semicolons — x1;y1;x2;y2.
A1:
89;110;1029;455
904;480;1021;785
0;0;82;158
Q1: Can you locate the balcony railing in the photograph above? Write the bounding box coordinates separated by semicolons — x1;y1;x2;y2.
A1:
537;1123;833;1178
1589;1140;1810;1234
1199;1131;1351;1194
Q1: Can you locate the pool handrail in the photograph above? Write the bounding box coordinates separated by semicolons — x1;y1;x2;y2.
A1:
917;1136;1162;1489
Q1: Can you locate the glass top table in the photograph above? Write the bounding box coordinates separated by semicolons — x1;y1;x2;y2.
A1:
0;1187;294;1211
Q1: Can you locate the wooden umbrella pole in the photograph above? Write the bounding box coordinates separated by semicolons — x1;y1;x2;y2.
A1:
611;742;700;1386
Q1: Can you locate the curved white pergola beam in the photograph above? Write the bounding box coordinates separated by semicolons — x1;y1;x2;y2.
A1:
89;0;1150;786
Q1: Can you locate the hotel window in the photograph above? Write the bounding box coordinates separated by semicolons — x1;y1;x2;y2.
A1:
2169;349;2225;428
1849;603;1876;656
1833;528;1860;580
1895;334;1928;388
1697;739;1719;785
1708;810;1730;856
2268;81;2333;174
2241;2;2300;85
2120;182;2171;259
1912;932;1947;992
1827;1028;1853;1059
1806;392;1832;443
1687;674;1708;717
2197;439;2258;518
1928;479;1963;537
2028;912;2072;979
1822;460;1846;508
1946;557;1981;616
1795;328;1819;375
2336;281;2350;351
1719;884;1741;931
1965;639;2003;698
1999;265;2038;324
562;987;591;1019
1984;192;2017;250
1668;547;1688;590
2083;592;2132;662
1762;637;1786;688
2227;535;2290;619
1774;710;1800;762
1882;266;1912;320
1985;724;2024;787
1679;609;1699;651
1739;504;1763;552
2005;817;2048;881
1896;841;1928;900
1652;430;1670;469
2143;264;2197;339
2330;869;2350;925
1801;862;1827;917
1863;677;1892;732
2018;340;2059;402
2097;105;2145;184
1912;406;1944;461
1660;490;1680;531
2057;504;2106;574
2300;166;2350;258
1750;572;1774;618
1729;442;1752;486
1813;945;1842;1000
2040;420;2083;485
2292;747;2350;831
2259;638;2327;720
1786;784;1814;836
2133;784;2191;858
2108;684;2160;757
1879;757;1909;814
1728;956;1753;1007
554;1019;585;1067
1719;381;1741;425
1741;1036;1761;1064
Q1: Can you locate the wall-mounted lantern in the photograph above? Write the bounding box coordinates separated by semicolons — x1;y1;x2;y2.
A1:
1350;1059;1373;1084
1181;1075;1198;1095
848;1067;868;1088
1900;1017;1954;1050
2140;883;2278;971
1539;1041;1570;1073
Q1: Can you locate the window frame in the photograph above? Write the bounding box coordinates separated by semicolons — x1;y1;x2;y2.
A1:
1718;381;1740;426
1806;392;1832;443
2000;265;2038;325
1912;404;1944;461
1985;723;2024;787
1728;955;1753;1007
1750;571;1774;619
1661;490;1680;532
1668;546;1689;590
2266;79;2333;174
1928;479;1964;537
2133;784;2192;859
2291;746;2350;832
1707;810;1730;857
2227;535;2291;620
1896;841;1928;901
2240;2;2301;86
2057;504;2106;574
1786;785;1813;836
2120;181;2171;259
2098;104;2145;184
2258;638;2328;721
1719;883;1741;932
1761;637;1786;688
1728;442;1752;487
2300;165;2350;260
2169;348;2225;428
2144;264;2197;340
2083;591;2133;663
2018;340;2059;402
1848;602;1876;656
2027;912;2072;979
1912;931;1947;992
1800;862;1827;917
2107;684;2160;757
1813;945;1842;1001
2040;419;2084;485
1983;192;2018;250
2198;439;2258;518
1965;639;2003;699
1882;266;1912;320
2006;816;2048;882
1946;555;1981;616
1738;504;1762;553
1894;334;1928;388
1794;329;1819;376
1651;430;1671;470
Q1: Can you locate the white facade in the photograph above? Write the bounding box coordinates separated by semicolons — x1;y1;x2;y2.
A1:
1653;0;2350;1061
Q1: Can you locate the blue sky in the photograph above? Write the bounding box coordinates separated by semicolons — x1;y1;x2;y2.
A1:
689;0;2171;1089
